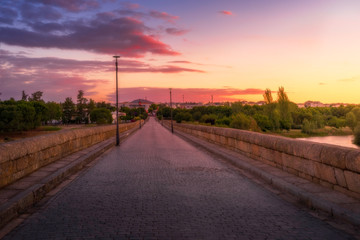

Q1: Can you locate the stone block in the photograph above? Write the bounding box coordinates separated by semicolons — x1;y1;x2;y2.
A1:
319;180;334;189
250;144;261;157
313;162;337;184
344;171;360;194
334;168;347;188
345;151;360;173
320;145;348;169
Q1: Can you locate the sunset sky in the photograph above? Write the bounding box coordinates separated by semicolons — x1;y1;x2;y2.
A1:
1;0;360;104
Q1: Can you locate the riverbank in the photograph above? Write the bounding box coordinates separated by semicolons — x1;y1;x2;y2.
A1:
269;126;353;138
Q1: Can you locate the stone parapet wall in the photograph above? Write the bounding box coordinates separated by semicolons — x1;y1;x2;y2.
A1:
0;122;140;188
165;121;360;199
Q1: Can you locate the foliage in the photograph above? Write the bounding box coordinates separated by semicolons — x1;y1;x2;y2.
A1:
230;113;252;130
148;104;158;113
353;123;360;146
200;114;217;125
0;100;37;131
263;88;273;104
121;107;148;120
28;91;43;102
76;90;88;123
46;102;62;122
301;119;317;134
90;108;113;124
62;97;75;124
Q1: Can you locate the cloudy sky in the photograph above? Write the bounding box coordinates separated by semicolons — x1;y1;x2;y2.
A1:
1;0;360;103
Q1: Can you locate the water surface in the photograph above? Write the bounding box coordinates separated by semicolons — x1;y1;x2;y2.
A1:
297;135;360;149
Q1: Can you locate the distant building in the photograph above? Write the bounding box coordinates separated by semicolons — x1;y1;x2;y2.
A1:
304;101;329;108
179;102;203;109
120;99;154;111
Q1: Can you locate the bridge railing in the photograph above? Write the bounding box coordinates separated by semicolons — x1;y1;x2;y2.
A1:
0;121;141;189
163;121;360;199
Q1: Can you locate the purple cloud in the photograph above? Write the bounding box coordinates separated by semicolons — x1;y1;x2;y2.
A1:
0;6;18;24
21;3;62;21
166;28;189;36
0;16;180;57
28;0;100;12
149;10;179;23
0;52;205;102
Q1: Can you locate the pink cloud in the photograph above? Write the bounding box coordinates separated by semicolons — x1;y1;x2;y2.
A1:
0;53;205;102
219;10;233;16
106;87;264;103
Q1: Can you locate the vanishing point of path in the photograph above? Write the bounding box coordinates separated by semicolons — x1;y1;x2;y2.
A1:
3;118;356;239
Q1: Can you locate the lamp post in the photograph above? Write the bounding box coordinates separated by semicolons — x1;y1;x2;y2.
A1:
113;56;120;146
169;88;173;133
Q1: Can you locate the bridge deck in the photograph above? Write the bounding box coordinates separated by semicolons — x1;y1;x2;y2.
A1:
1;117;359;239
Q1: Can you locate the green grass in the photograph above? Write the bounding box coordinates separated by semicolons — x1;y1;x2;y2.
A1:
269;127;353;138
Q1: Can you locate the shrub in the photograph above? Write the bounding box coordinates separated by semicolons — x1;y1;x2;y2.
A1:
90;108;112;124
354;123;360;146
230;113;251;130
216;117;231;126
200;114;217;125
301;119;317;134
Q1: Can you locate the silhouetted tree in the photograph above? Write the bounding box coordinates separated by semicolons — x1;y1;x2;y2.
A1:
62;97;75;124
21;90;28;101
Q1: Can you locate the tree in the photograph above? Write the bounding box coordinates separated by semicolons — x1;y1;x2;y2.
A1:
263;88;273;104
62;97;75;124
76;90;88;123
31;101;48;125
87;99;96;113
21;90;28;101
346;112;357;131
46;102;62;123
28;91;43;102
277;86;293;130
90;108;112;124
148;103;158;113
0;100;37;131
354;123;360;146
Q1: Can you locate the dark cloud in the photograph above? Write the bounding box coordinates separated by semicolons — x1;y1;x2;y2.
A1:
120;2;140;10
29;22;66;33
0;6;18;24
149;10;178;23
21;3;62;21
29;0;100;12
0;16;180;57
166;27;189;36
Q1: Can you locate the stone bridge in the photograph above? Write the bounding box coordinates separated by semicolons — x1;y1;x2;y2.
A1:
0;117;359;239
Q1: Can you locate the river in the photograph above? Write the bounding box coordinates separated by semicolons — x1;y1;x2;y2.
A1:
297;135;360;149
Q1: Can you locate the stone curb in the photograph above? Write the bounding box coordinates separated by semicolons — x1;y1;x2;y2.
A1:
163;122;360;227
0;124;142;230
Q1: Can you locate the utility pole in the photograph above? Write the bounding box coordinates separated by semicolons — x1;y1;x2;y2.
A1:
113;56;120;146
170;88;173;133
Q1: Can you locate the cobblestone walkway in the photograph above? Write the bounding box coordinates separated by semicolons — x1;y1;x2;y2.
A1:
3;118;356;239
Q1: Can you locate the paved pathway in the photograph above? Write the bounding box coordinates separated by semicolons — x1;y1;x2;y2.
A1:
3;118;356;239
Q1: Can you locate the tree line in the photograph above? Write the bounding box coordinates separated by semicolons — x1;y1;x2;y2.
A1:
156;87;360;145
0;90;116;132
